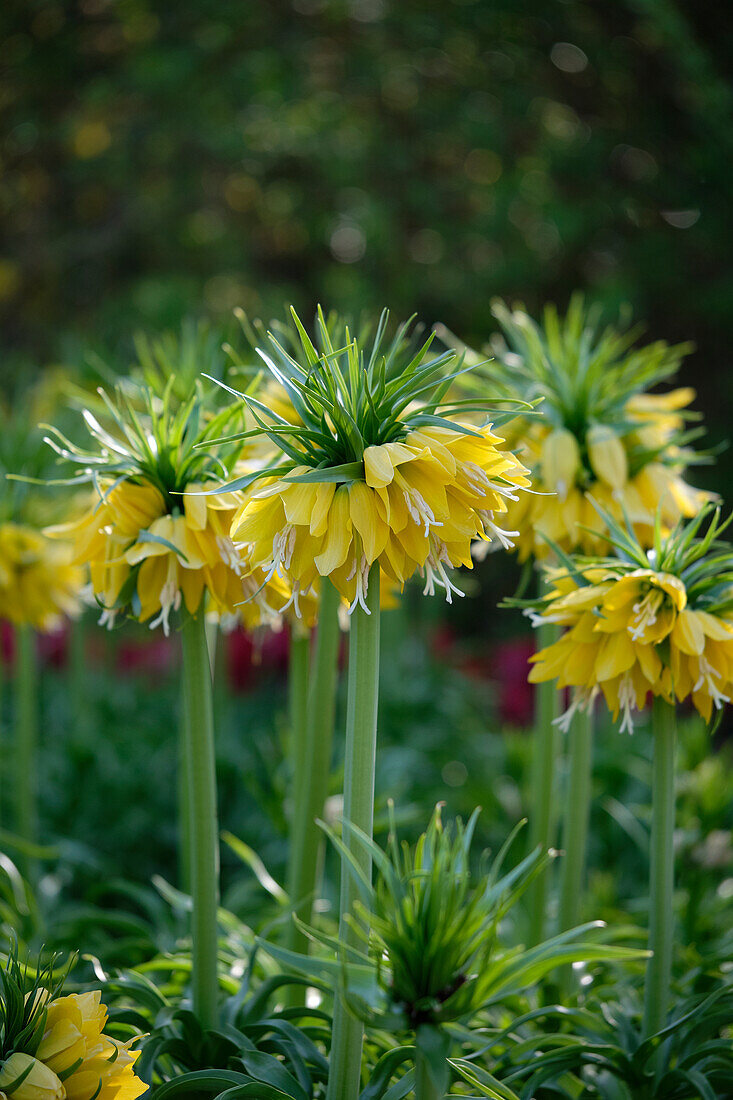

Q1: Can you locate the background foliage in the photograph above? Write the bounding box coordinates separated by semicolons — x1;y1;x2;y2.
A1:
2;0;731;494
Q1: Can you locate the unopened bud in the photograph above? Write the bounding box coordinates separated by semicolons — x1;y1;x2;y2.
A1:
541;427;580;499
587;424;628;490
0;1053;65;1100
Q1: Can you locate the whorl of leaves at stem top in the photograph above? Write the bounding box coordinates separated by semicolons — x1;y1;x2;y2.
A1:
202;305;529;495
516;500;733;623
0;940;68;1060
41;375;247;510
486;294;704;474
259;807;645;1035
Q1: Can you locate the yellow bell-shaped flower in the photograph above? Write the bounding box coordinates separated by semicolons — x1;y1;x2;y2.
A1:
540;427;580;500
586;424;628;490
35;993;146;1100
0;1054;65;1100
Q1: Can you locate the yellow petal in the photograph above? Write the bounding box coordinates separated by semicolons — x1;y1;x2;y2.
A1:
696;610;733;641
363;445;395;488
314;486;352;575
348;482;388;563
595;631;635;681
671;608;705;656
283;480;321;526
310;482;336;537
587;424;628;490
183;488;208;531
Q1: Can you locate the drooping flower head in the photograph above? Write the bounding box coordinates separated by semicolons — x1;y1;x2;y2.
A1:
210;308;531;614
0;943;145;1100
522;502;733;733
44;358;287;635
0;387;85;632
446;295;712;562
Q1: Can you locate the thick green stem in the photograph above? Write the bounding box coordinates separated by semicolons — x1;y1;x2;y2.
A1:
414;1048;441;1100
643;697;676;1039
287;581;341;961
326;567;380;1100
16;625;38;863
178;682;193;894
288;628;312;845
205;619;218;681
527;614;561;946
180;607;220;1029
558;705;594;933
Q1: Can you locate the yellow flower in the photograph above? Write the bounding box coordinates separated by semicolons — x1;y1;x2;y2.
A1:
0;1053;65;1100
0;523;84;632
586;424;628;490
481;297;711;560
528;562;733;732
625;386;696;451
232;423;531;612
36;992;146;1100
48;480;287;634
499;411;711;561
540;427;580;500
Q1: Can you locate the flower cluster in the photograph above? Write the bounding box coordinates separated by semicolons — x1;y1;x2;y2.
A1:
214;308;531;613
524;504;733;732
0;524;83;632
0;389;86;632
44;381;286;635
0;949;145;1100
0;994;145;1100
49;480;285;635
451;296;712;561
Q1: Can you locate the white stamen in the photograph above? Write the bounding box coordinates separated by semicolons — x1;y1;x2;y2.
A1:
422;541;465;604
348;555;371;615
694;657;730;709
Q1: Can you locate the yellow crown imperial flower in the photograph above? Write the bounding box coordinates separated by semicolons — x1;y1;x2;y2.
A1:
540;427;580;500
210;308;531;613
43;377;288;634
0;1054;65;1100
586;423;628;490
36;993;145;1100
454;295;713;561
0;523;83;632
519;502;733;733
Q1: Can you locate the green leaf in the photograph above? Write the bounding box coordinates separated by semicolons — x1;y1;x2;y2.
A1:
283;462;364;484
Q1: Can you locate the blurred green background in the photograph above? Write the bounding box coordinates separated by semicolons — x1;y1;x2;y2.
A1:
2;0;731;478
2;0;733;969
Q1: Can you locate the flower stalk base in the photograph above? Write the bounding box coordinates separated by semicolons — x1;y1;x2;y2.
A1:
643;697;676;1039
326;566;381;1100
286;581;341;964
181;606;220;1030
558;704;594;934
527;614;561;946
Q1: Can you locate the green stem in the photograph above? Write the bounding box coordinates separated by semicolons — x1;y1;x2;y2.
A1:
558;704;594;933
180;606;220;1029
178;682;193;895
642;697;676;1039
286;581;341;962
414;1048;441;1100
527;614;561;946
326;567;381;1100
205;619;218;681
557;704;594;994
288;628;311;844
16;625;38;865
